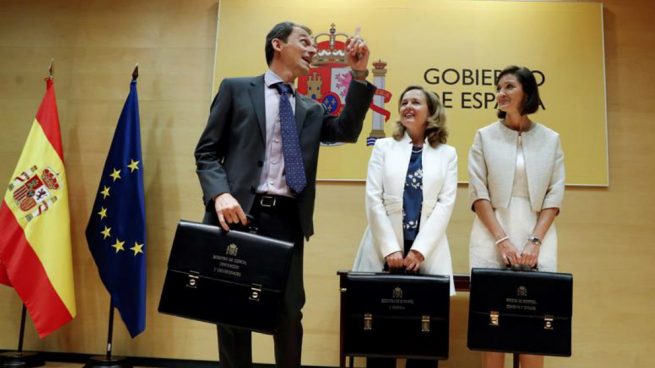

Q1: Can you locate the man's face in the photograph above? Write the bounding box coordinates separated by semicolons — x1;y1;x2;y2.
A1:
275;26;317;78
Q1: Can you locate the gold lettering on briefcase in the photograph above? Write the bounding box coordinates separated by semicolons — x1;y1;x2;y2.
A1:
381;286;414;311
212;244;248;278
505;285;537;311
226;243;238;257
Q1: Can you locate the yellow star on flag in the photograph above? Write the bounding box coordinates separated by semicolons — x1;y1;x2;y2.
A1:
112;239;125;253
110;168;122;181
101;226;112;239
98;207;107;220
130;242;144;256
101;185;111;199
128;159;140;173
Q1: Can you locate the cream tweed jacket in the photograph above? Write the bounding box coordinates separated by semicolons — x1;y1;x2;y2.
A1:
468;121;565;212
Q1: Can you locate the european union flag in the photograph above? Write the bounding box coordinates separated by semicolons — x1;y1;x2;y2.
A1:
86;78;146;337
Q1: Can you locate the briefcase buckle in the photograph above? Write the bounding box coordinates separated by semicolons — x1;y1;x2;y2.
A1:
421;315;431;333
363;313;373;331
186;272;200;289
489;311;500;327
544;315;554;330
249;284;262;302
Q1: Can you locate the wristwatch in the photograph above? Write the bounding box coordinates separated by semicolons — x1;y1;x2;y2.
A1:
527;236;542;246
350;69;369;80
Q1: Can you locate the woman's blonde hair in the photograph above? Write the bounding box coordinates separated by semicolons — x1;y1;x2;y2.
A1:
392;85;448;147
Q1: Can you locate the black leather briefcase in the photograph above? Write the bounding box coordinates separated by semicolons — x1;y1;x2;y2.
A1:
341;272;450;360
158;220;293;334
467;268;573;356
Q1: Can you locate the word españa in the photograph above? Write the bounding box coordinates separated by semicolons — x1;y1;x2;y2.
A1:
423;67;546;110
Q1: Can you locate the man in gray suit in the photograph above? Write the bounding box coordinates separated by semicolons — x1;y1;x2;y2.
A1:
194;21;376;368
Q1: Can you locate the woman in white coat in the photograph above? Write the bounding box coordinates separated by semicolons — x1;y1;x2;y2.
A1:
468;66;565;368
353;85;457;368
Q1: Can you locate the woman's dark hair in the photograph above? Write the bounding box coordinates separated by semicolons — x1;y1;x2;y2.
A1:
392;85;448;147
496;65;541;119
265;21;312;66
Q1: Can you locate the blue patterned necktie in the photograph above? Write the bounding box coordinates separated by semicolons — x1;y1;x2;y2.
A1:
274;82;307;193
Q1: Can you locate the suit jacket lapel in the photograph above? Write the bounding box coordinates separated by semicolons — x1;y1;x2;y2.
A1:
294;94;308;135
421;145;436;200
391;135;413;195
248;75;266;144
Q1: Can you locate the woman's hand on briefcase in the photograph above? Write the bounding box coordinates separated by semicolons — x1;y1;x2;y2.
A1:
519;241;540;268
403;250;424;273
497;239;521;267
385;251;404;271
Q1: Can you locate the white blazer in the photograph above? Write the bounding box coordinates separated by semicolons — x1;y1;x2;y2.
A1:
352;135;457;295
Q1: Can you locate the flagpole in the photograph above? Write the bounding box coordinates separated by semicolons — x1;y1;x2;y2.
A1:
0;304;45;367
84;299;132;368
0;305;45;368
17;305;27;352
106;299;115;360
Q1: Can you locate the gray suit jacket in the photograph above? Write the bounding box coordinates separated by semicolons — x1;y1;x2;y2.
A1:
195;74;376;238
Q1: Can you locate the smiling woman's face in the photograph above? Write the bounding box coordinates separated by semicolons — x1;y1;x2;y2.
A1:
399;89;429;131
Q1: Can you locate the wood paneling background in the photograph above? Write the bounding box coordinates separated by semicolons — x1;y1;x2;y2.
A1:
1;1;654;367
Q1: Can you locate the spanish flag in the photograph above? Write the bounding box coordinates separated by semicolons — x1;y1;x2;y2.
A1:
0;78;76;338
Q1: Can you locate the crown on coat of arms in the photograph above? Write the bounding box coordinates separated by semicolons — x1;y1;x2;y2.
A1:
312;24;348;65
41;168;60;190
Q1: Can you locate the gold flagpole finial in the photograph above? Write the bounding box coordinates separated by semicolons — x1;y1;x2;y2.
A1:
48;59;54;80
132;63;139;81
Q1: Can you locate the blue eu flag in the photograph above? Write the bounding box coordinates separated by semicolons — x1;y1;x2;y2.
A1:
86;78;146;337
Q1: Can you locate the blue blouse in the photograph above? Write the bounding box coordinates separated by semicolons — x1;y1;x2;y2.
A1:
403;146;423;243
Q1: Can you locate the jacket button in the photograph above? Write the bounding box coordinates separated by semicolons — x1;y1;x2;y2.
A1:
257;160;263;167
250;186;256;194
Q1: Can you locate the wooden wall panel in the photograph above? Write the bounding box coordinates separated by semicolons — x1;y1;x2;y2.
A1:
1;0;654;367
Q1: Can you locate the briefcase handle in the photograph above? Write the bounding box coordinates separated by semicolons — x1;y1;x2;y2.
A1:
505;264;538;272
226;214;258;234
382;262;419;275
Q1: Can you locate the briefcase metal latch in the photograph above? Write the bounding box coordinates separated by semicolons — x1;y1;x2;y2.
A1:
421;315;431;333
249;284;262;302
489;311;500;327
186;272;200;289
544;315;554;330
363;313;373;331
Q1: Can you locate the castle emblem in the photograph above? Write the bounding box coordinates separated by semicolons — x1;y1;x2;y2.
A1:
8;165;62;222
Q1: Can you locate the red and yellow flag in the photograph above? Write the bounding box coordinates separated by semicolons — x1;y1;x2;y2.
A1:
0;78;76;338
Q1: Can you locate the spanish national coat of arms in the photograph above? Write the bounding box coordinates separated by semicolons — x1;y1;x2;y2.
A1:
8;165;62;222
297;24;393;146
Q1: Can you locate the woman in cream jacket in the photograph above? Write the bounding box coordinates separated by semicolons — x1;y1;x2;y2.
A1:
468;66;565;368
353;85;457;368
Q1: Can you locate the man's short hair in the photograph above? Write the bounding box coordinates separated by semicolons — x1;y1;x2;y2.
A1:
265;21;312;66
